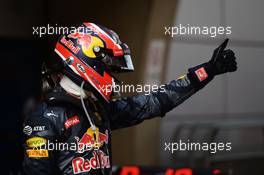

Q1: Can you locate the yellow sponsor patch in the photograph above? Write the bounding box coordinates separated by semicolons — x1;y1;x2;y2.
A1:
26;137;47;148
26;149;49;158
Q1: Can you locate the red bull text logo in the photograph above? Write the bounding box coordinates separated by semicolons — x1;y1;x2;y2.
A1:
60;36;80;54
72;151;110;174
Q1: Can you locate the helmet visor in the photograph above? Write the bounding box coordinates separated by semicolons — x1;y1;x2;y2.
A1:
102;43;134;73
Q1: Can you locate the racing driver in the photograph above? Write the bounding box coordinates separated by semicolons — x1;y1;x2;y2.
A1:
22;22;237;175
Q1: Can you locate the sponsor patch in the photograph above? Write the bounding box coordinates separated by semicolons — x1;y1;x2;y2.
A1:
23;125;32;136
68;31;104;58
46;110;58;117
64;116;80;129
195;67;208;82
77;127;108;152
60;36;80;54
77;64;86;73
26;137;47;148
33;126;46;132
26;149;49;158
23;125;46;136
72;151;110;174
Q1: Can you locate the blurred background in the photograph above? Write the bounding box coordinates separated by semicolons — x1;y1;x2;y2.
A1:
0;0;263;174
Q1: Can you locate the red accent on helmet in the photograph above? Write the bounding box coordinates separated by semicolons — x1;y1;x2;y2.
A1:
55;42;113;101
84;23;124;56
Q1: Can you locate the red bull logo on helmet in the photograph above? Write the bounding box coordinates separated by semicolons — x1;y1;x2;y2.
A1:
68;32;92;48
68;31;104;58
60;36;80;54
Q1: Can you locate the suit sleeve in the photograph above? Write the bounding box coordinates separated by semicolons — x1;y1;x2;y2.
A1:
22;105;62;175
108;63;215;130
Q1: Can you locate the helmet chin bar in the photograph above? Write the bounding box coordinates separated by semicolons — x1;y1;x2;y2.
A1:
63;66;111;104
59;75;88;99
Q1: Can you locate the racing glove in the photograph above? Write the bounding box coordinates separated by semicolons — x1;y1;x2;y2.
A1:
187;38;237;88
209;38;237;75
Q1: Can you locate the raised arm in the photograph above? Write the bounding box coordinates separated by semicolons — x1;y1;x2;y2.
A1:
108;39;237;130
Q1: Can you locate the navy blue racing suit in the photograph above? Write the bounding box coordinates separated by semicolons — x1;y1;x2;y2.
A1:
22;63;214;175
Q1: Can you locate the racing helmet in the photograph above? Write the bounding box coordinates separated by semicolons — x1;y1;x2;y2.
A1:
54;22;134;102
